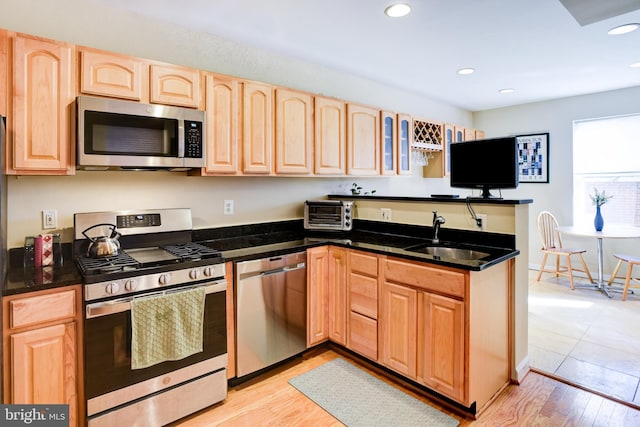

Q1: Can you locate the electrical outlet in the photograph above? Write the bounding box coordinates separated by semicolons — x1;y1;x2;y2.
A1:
43;209;57;229
380;208;392;222
223;200;234;215
476;214;487;230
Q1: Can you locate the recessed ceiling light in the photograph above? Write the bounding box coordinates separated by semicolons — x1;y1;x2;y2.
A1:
498;88;515;94
384;4;411;18
631;62;640;68
608;23;639;35
457;68;475;75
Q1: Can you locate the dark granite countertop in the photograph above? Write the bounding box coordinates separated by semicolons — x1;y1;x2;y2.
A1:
3;219;519;297
327;194;533;204
3;245;83;297
195;219;519;270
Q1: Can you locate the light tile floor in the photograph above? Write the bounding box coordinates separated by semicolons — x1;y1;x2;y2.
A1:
528;270;640;407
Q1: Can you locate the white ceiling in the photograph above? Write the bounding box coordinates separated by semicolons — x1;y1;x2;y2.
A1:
95;0;640;112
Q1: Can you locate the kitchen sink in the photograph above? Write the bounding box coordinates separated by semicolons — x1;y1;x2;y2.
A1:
403;244;490;260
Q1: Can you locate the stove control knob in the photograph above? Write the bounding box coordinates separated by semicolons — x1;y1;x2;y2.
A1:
124;279;137;292
159;273;171;285
105;282;120;295
203;266;215;277
189;269;200;280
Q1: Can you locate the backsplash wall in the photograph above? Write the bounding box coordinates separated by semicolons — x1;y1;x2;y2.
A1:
7;170;454;248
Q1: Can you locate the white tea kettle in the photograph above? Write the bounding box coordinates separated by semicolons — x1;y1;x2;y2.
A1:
82;223;121;257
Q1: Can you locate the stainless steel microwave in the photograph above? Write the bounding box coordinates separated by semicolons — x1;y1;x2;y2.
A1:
304;200;354;231
77;96;205;171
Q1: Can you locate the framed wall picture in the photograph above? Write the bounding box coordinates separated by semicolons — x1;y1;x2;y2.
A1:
516;133;549;183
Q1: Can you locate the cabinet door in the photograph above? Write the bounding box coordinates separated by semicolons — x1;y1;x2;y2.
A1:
417;292;465;402
79;47;145;101
346;103;380;175
328;247;348;345
0;30;8;118
443;123;455;175
242;81;274;174
464;127;477;141
150;64;202;108
11;35;74;174
275;88;312;174
11;322;78;426
381;111;397;175
397;113;411;175
380;282;417;378
307;247;329;346
204;73;239;174
314;96;345;175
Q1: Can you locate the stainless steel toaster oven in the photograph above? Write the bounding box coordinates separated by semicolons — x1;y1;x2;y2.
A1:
304;200;353;231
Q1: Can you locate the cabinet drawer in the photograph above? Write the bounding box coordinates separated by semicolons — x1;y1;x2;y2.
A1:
349;251;378;277
349;273;377;319
383;258;466;298
9;289;77;329
349;311;377;360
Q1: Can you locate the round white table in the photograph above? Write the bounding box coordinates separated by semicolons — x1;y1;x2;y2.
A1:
557;225;640;298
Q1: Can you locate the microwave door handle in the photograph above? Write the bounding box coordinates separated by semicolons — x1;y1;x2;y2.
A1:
178;119;185;158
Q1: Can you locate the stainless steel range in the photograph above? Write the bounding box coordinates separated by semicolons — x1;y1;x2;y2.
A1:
74;208;227;427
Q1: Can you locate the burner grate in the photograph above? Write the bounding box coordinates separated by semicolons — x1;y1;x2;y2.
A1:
76;252;139;275
162;242;221;261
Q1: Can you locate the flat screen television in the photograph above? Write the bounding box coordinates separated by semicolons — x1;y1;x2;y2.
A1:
449;136;519;199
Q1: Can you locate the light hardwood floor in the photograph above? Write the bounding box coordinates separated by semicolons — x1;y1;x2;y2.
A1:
171;346;640;426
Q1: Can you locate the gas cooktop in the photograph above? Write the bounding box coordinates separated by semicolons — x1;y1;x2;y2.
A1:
75;242;222;276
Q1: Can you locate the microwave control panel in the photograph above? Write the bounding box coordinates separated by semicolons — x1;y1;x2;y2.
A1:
184;120;203;158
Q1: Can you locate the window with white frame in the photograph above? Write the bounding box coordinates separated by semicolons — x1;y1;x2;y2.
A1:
573;113;640;227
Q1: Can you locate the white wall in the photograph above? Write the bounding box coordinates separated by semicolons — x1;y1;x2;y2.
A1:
0;0;471;248
474;86;640;275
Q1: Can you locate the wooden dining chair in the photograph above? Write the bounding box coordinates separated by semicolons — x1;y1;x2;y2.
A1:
536;211;594;289
607;254;640;300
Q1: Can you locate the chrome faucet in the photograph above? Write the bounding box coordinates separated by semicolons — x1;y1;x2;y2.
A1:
432;210;446;244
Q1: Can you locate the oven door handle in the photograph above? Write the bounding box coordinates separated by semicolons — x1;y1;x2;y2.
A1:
85;280;227;319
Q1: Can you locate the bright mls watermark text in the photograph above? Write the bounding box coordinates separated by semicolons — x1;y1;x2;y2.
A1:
1;405;68;426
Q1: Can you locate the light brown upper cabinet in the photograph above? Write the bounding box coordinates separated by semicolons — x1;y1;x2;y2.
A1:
397;113;412;175
79;47;202;109
346;103;380;176
9;33;75;175
275;88;313;175
150;64;202;109
0;30;8;118
79;47;145;101
242;80;274;174
381;111;397;175
203;73;240;175
314;96;346;175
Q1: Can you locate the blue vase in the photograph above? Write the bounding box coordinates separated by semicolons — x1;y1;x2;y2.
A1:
594;206;604;231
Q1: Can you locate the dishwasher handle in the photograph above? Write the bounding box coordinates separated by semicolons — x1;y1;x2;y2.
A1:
261;262;306;277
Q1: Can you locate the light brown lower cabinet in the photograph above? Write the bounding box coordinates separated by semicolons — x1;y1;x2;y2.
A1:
346;250;379;360
2;285;83;427
307;246;330;346
416;291;465;402
379;255;510;413
380;277;464;402
306;247;511;414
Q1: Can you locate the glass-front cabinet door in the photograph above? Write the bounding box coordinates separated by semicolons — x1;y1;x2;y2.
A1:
381;111;397;175
397;114;411;175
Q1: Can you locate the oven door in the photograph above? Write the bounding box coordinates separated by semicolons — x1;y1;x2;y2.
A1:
84;280;227;419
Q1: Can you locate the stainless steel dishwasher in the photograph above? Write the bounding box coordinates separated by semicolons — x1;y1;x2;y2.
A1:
235;251;307;377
